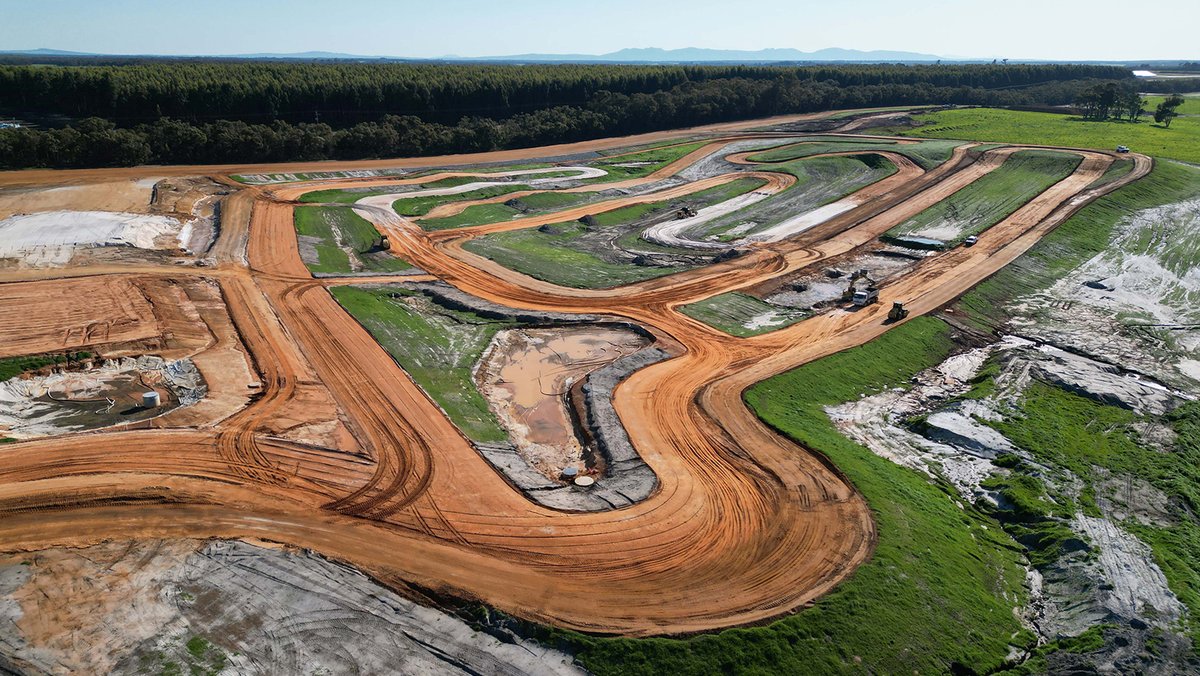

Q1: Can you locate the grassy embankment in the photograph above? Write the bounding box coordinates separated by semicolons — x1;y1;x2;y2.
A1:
746;137;964;169
678;292;805;337
884;150;1082;247
562;318;1030;674
461;178;764;289
293;207;411;275
414;142;718;231
704;153;898;242
955;159;1200;331
974;379;1200;649
877;107;1200;164
417;191;599;231
586;140;711;182
948;159;1200;646
330;286;510;442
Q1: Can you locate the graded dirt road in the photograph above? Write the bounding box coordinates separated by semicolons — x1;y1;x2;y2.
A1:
0;115;1151;636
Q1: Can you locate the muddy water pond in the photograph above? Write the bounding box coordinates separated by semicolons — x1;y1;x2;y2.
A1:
475;327;647;480
0;357;199;439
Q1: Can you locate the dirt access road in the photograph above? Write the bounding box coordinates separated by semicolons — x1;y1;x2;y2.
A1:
0;112;1151;636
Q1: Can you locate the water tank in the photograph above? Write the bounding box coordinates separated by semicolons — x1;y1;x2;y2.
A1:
142;391;161;408
561;467;579;480
573;476;595;488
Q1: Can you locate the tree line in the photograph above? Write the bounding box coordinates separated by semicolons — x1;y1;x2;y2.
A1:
1075;82;1187;127
0;61;1129;125
0;62;1136;169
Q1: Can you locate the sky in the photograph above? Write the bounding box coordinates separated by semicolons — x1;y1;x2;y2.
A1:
1;0;1197;61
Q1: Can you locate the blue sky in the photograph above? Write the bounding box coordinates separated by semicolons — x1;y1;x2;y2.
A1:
1;0;1196;60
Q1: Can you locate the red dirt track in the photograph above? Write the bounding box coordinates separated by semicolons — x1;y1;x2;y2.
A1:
0;114;1151;636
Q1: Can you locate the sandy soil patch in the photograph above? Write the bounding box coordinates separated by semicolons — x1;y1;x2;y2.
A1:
0;179;159;220
0;277;160;359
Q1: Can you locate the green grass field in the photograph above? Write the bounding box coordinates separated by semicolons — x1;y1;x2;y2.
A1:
293;206;411;275
1145;94;1200;116
563;318;1029;674
678;293;806;337
462;178;763;289
330;286;510;442
885;150;1082;246
879;107;1200;164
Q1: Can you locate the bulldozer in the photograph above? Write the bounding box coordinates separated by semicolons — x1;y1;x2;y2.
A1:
675;206;697;220
887;302;910;322
376;234;391;251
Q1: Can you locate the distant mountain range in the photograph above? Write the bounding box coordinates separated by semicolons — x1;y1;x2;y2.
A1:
0;46;947;63
456;47;946;63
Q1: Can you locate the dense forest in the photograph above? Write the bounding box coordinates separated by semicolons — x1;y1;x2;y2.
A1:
0;61;1133;169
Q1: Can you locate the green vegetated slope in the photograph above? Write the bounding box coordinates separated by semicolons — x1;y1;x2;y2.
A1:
885;150;1082;246
1086;157;1136;190
418;192;597;231
293;206;411;275
697;154;898;243
298;188;401;204
956;159;1200;330
0;352;93;382
567;318;1029;674
747;137;963;169
462;178;762;289
587;141;711;181
883;107;1200;164
976;379;1200;651
394;185;532;221
330;286;509;442
678;293;805;337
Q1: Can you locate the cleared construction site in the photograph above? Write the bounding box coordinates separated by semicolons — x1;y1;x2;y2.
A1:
0;108;1159;672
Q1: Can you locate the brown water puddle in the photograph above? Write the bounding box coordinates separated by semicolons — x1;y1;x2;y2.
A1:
475;327;647;479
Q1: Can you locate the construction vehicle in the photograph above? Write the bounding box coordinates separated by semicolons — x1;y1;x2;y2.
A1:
887;302;910;322
852;288;879;306
843;269;879;306
675;206;697;220
376;234;391;250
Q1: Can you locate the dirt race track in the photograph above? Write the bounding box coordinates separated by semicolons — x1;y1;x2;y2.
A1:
0;112;1152;636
